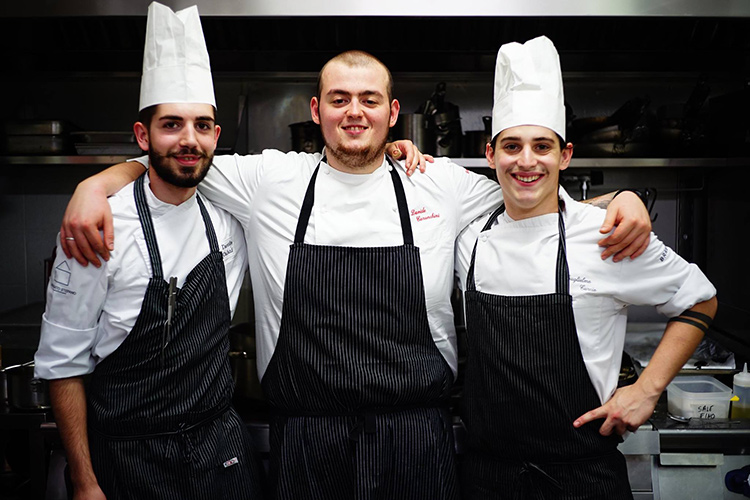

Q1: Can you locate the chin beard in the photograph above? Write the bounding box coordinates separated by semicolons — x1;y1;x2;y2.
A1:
326;136;389;171
148;147;213;188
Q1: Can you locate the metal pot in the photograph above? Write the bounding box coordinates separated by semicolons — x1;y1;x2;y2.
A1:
463;116;492;157
2;361;50;411
289;121;323;153
435;110;462;157
391;114;436;155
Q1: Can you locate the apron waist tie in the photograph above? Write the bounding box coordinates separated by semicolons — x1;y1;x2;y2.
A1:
518;460;564;498
349;413;377;441
271;405;450;441
90;402;231;441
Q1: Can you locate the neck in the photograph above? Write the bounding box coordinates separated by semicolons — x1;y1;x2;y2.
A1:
504;197;561;221
324;147;387;175
147;168;196;206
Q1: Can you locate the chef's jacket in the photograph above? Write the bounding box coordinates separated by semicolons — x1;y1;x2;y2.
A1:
35;174;248;380
455;186;716;404
129;151;501;379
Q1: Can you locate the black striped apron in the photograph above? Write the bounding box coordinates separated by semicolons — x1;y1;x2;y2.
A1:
261;158;457;500
85;174;264;500
461;204;632;500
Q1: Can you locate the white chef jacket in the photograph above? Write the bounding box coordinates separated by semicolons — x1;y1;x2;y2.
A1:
34;174;248;380
141;150;502;379
455;186;716;404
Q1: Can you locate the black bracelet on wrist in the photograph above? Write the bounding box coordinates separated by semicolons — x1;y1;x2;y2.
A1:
615;188;648;207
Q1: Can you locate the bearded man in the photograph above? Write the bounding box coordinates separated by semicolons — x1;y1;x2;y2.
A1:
34;4;264;499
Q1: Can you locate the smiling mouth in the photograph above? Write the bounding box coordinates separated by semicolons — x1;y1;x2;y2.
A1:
513;173;542;184
342;125;368;133
169;152;206;166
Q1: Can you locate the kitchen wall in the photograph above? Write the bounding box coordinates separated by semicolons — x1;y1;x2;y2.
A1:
0;70;715;314
0;14;747;330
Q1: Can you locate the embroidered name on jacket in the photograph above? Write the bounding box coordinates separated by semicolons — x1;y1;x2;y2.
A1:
571;275;597;292
410;207;441;222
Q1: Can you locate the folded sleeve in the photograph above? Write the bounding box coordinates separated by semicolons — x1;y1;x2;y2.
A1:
34;235;109;380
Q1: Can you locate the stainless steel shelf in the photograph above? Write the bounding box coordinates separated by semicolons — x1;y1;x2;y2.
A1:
2;156;749;169
455;157;750;169
0;155;132;166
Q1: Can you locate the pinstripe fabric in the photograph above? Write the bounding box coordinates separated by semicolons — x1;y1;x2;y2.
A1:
461;451;631;500
461;204;632;499
86;174;264;499
261;160;457;500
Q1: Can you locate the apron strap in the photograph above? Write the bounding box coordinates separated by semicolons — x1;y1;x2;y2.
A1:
387;156;414;246
135;173;164;279
293;155;414;246
196;195;220;254
134;173;222;279
466;204;506;293
466;199;570;295
555;199;570;295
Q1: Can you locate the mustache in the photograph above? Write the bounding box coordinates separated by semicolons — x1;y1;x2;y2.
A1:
166;148;208;159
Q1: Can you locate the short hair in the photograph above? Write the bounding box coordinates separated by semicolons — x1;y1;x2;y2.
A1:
137;104;218;130
138;105;159;129
317;50;394;102
490;131;566;150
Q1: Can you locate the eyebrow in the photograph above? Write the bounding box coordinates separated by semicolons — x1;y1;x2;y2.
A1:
157;115;215;123
326;89;384;98
500;136;554;143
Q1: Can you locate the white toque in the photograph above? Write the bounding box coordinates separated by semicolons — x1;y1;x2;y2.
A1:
491;36;565;140
138;2;216;111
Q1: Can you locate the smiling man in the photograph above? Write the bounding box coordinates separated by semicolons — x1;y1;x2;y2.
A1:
455;36;717;499
33;4;264;499
56;43;653;498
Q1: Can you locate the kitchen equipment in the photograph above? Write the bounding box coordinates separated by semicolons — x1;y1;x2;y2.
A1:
289;121;323;153
463;116;492;157
667;375;732;420
2;361;50;411
70;131;142;155
417;82;462;157
435;110;462;157
654;77;710;157
228;323;264;402
731;363;750;418
391;113;436;155
1;119;75;155
568;97;656;157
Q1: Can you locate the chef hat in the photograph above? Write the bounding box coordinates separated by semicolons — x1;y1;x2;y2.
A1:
138;2;216;111
491;36;565;140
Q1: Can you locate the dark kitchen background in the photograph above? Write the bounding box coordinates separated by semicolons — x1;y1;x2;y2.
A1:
0;2;749;498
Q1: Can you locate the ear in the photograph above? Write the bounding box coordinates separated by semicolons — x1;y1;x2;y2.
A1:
134;122;150;151
389;99;400;128
485;142;496;170
310;97;321;125
213;124;222;149
560;142;574;171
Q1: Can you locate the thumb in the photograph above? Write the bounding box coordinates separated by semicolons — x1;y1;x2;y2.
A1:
599;209;616;235
103;215;115;251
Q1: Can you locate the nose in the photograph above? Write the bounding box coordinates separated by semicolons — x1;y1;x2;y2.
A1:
517;145;537;167
346;100;363;118
179;125;199;148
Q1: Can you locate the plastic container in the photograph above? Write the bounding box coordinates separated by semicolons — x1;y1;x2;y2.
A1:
732;363;750;419
667;375;732;419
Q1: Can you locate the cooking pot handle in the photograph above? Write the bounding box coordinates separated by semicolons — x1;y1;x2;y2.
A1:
1;363;24;372
1;360;36;372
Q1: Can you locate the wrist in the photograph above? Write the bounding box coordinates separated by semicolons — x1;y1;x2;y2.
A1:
615;188;648;207
634;376;665;401
79;175;109;198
